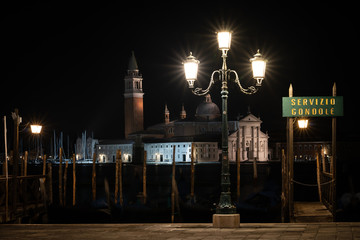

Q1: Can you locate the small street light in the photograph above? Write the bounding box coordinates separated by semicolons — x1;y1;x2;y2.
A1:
30;125;42;134
297;119;309;129
30;124;42;161
183;30;267;221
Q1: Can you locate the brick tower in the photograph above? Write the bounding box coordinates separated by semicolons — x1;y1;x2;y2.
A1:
124;51;144;138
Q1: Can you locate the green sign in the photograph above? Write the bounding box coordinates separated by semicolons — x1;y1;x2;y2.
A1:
282;96;343;117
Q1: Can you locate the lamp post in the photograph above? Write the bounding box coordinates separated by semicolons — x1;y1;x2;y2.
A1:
183;31;267;224
30;124;42;160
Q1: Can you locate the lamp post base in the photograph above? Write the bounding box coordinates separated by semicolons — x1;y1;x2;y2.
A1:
212;214;240;228
216;191;236;214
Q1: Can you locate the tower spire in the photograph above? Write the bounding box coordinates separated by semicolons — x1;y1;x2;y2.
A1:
128;51;138;71
180;103;186;119
165;104;170;124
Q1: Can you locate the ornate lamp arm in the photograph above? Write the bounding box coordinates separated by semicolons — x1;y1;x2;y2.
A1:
192;70;220;96
231;70;258;95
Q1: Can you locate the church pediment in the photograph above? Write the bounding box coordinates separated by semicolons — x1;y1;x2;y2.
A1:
239;113;262;123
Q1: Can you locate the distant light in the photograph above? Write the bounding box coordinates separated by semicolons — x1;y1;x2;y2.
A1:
123;153;131;162
297;119;309;129
217;31;232;50
99;154;105;163
30;125;42;134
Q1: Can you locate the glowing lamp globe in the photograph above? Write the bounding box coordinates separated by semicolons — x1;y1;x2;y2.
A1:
30;125;42;134
183;52;200;88
250;50;267;86
217;31;232;50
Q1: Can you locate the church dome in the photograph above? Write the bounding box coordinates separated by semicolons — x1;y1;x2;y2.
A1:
195;94;220;121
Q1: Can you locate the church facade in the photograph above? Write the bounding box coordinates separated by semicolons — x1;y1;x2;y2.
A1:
228;114;269;162
149;94;269;162
96;52;269;163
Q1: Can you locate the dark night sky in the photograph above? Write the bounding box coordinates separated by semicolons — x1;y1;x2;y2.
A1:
1;2;358;146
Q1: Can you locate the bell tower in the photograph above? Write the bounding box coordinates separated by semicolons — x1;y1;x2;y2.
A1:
180;103;186;119
164;104;170;124
124;51;144;138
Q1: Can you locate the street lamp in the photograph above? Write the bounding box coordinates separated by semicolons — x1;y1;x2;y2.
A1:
183;31;267;219
297;119;308;129
217;31;232;50
250;49;267;86
30;125;42;134
30;124;42;160
183;52;200;88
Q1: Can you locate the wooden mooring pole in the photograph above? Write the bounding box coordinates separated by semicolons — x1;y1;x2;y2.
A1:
48;163;53;204
43;154;47;176
171;146;176;223
92;153;96;202
281;149;288;223
143;151;147;204
22;151;28;176
253;157;258;182
12;109;20;214
119;150;123;207
115;150;122;206
3;116;9;222
73;153;76;206
115;152;119;204
190;143;195;203
59;148;63;206
286;84;294;222
236;148;240;202
316;153;322;202
63;160;68;206
332;82;337;220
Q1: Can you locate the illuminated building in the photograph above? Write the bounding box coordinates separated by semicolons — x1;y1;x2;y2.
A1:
144;141;219;164
96;140;134;163
142;94;269;163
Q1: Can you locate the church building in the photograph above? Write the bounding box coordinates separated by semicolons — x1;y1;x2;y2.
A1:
144;94;269;163
96;52;269;163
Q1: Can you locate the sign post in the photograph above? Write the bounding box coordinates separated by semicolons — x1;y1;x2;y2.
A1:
281;83;342;222
285;84;294;222
332;83;337;221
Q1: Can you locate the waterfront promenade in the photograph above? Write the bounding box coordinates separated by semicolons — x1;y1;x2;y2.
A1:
0;222;359;239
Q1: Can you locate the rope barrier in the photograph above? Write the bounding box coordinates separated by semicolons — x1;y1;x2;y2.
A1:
291;179;335;187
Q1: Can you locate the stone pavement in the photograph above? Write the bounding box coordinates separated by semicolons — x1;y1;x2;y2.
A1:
0;222;359;239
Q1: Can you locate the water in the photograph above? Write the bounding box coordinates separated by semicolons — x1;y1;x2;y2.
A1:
9;161;353;223
17;162;281;223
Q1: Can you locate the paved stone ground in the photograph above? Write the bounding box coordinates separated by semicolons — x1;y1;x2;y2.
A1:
0;222;359;239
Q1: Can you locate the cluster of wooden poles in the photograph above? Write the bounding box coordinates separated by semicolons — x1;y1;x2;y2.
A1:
54;144;246;223
4;144;255;223
1;149;49;222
